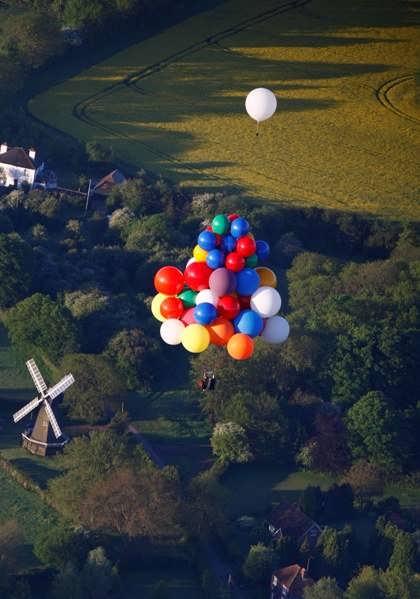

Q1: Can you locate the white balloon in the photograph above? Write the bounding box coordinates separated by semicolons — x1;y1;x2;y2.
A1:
195;289;218;307
245;88;277;123
250;286;281;318
186;257;196;268
160;319;185;345
261;315;290;344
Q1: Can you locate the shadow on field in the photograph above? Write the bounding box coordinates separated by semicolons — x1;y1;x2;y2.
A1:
11;457;62;489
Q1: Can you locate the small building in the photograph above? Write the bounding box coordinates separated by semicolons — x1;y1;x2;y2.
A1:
270;564;314;599
93;169;126;197
0;142;56;190
268;500;322;547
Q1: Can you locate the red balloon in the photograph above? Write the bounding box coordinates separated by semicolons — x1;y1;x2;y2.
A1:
160;297;184;319
228;213;240;222
184;262;212;291
181;307;196;325
217;295;240;320
225;252;245;272
238;294;251;310
236;235;257;258
154;266;184;295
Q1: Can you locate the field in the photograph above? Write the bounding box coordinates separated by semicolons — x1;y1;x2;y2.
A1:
29;0;420;219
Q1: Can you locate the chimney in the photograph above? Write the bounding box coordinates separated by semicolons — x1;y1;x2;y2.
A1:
28;148;36;161
0;142;7;154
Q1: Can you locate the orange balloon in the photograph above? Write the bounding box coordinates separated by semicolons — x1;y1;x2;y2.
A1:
207;317;234;346
227;333;254;360
256;266;277;288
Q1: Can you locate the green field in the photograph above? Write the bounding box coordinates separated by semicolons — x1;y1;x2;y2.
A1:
30;0;420;219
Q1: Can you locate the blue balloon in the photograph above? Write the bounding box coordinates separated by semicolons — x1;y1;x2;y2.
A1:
233;309;263;337
198;230;217;251
221;234;236;253
230;217;250;239
256;240;270;261
206;249;225;269
236;268;260;296
194;302;217;325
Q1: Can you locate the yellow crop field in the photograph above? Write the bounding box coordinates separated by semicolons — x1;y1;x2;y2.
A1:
29;0;420;219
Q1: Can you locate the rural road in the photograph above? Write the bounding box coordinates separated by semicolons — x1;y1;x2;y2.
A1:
128;423;246;599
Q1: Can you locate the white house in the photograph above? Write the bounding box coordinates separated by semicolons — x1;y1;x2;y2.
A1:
0;142;56;190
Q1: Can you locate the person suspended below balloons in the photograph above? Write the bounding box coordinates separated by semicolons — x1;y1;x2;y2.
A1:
245;87;277;136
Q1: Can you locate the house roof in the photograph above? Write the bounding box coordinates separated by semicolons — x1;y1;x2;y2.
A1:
94;169;126;196
271;564;314;598
268;500;320;541
0;147;37;170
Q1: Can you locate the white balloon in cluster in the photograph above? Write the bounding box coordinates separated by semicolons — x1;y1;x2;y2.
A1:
245;88;277;123
195;289;218;307
261;315;289;344
160;319;185;345
250;286;281;318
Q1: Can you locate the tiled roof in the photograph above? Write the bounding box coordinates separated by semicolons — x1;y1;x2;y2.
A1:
94;169;126;195
269;500;320;540
0;147;36;170
271;564;314;598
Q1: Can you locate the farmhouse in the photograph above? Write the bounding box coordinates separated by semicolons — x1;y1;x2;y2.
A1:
268;500;322;547
0;142;57;190
270;564;314;599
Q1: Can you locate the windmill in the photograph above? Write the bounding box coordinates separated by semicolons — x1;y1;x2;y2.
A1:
12;359;75;456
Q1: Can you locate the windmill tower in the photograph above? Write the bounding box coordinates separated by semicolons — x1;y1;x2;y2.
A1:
12;359;75;457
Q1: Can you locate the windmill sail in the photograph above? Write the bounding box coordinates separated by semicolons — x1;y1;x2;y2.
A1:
13;396;43;423
47;374;75;400
44;400;62;439
26;359;48;395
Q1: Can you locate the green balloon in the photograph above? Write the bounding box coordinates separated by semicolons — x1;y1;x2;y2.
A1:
212;214;229;235
178;289;197;308
246;254;258;268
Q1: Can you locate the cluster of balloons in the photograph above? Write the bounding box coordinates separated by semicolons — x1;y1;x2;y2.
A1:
151;214;289;360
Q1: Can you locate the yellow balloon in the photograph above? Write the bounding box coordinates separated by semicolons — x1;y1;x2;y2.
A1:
193;245;208;262
151;293;169;322
256;267;277;288
181;323;210;353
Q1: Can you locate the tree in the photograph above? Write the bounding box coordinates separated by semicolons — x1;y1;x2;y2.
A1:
105;328;160;390
346;392;403;471
80;467;182;539
61;354;124;423
81;547;119;599
323;484;354;522
299;486;323;520
85;141;113;163
388;531;417;573
304;578;343;599
34;522;90;570
345;566;386;599
301;413;350;475
50;563;85;599
274;535;299;569
210;422;252;464
342;461;384;508
243;543;274;582
0;234;33;308
220;390;292;462
186;471;228;539
380;567;420;599
6;11;63;68
49;430;143;519
4;293;79;361
320;527;357;580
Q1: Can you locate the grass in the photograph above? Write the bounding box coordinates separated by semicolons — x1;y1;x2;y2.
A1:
222;463;335;516
122;563;204;598
0;469;58;571
127;389;212;478
29;0;420;219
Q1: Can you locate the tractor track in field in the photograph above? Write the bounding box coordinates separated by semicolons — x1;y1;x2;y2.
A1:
376;74;420;125
70;0;319;196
